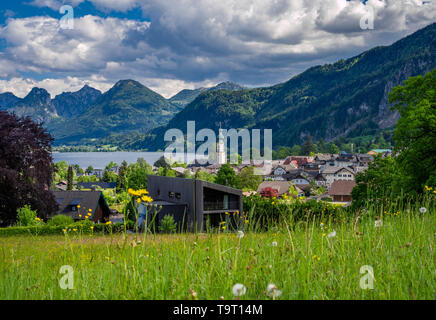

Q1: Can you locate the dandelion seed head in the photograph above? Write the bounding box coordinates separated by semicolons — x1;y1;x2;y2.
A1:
232;283;247;297
327;230;336;238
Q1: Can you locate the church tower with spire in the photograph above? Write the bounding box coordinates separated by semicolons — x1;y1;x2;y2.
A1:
217;125;226;165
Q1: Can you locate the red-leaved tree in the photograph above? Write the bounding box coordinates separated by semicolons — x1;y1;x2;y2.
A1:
0;111;57;226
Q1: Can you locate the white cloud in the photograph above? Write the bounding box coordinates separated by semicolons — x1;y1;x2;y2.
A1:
90;0;140;12
30;0;85;11
1;0;435;96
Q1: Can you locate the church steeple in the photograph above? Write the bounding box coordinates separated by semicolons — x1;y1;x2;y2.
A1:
217;123;226;164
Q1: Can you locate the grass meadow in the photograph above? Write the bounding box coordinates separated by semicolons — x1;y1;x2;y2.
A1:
0;204;435;300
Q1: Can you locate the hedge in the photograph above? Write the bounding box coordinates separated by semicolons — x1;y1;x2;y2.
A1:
243;194;348;229
0;220;135;236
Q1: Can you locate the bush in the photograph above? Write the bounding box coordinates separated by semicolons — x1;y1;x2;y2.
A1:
16;205;42;227
159;215;177;233
0;220;135;236
243;194;345;230
46;215;74;226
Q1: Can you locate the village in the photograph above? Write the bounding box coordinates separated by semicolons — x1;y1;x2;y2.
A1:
51;145;392;232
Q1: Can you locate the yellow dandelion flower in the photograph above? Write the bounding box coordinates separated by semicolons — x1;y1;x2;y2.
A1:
222;226;226;230
245;219;249;224
137;198;141;204
73;229;77;232
90;226;94;230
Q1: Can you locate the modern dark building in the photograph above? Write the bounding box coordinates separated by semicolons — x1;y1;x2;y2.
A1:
145;175;243;232
52;191;111;222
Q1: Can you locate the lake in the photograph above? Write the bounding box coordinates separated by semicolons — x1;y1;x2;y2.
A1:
52;152;167;169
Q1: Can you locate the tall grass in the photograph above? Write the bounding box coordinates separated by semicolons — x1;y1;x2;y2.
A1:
0;200;435;299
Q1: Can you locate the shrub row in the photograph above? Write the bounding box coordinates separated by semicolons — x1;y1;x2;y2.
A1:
243;195;347;228
0;220;135;236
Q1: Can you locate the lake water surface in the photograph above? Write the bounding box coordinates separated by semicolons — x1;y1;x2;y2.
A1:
52;152;166;169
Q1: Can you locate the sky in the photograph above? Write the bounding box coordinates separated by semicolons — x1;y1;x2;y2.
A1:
0;0;434;98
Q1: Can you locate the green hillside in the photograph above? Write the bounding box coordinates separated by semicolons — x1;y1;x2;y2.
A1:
49;80;182;145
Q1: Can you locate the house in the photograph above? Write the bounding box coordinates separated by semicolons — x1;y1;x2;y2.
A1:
90;169;104;178
145;175;243;232
78;182;117;190
321;166;355;188
55;180;68;191
265;164;298;180
171;166;192;177
334;153;357;167
283;156;313;168
367;149;392;156
356;153;373;165
312;172;327;187
257;181;304;197
284;169;313;186
328;180;356;202
52;191;111;222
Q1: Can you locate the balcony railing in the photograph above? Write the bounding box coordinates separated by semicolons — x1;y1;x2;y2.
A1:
203;201;239;211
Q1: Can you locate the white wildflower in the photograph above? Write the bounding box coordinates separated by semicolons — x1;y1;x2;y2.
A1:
419;207;427;214
237;230;245;239
232;283;247;297
327;230;336;238
267;283;282;298
375;220;383;228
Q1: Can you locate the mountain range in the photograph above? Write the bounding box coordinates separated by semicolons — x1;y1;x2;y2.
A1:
1;22;435;150
0;80;243;145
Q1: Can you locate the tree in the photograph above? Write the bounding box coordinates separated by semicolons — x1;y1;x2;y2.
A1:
389;70;436;192
54;160;69;180
317;138;328;154
273;146;292;159
215;163;240;188
301;133;314;156
102;169;117;182
154;156;170;169
85;165;94;175
238;166;262;191
73;164;84;175
290;145;301;156
351;156;403;208
158;167;177;177
67;166;74;190
195;170;215;183
127;162;154;190
328;143;340;154
117;160;129;192
0;111;57;226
